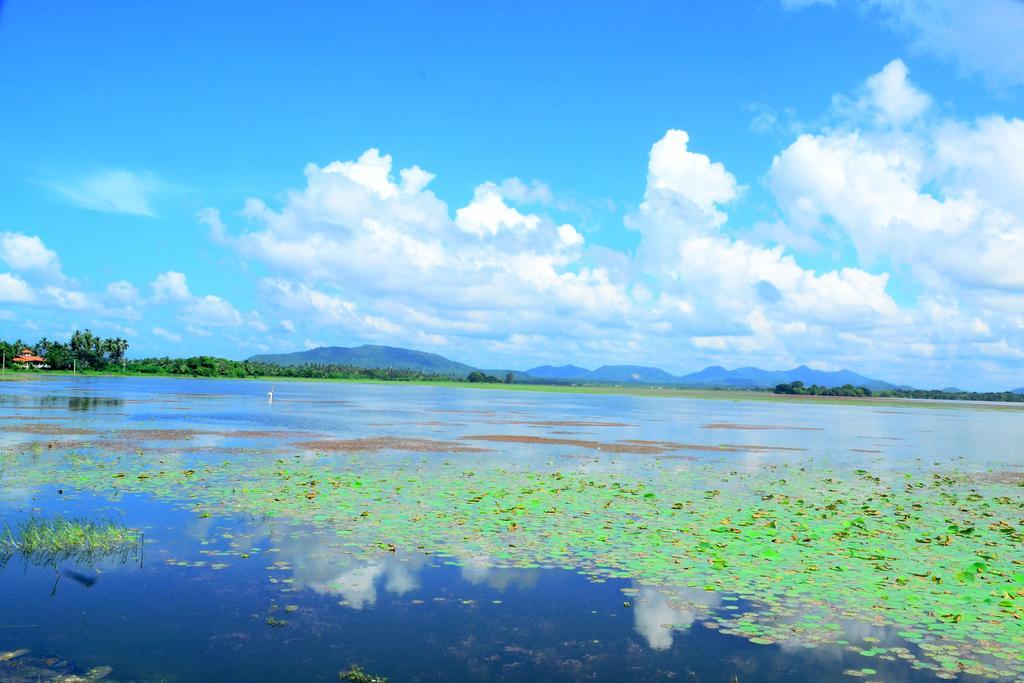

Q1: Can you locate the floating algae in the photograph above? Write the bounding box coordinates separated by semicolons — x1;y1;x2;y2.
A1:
5;446;1024;680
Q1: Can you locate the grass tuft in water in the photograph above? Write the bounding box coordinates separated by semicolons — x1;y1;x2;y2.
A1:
0;516;141;569
339;665;388;683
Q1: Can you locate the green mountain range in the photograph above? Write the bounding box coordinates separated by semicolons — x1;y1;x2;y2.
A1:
249;344;901;389
249;345;476;376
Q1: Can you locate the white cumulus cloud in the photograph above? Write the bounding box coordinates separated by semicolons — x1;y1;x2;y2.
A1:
0;272;36;304
151;271;191;302
0;232;62;275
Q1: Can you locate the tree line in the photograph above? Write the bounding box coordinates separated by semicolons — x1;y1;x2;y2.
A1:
2;330;128;370
873;388;1024;403
1;330;489;382
774;380;1024;403
125;356;450;381
773;381;873;397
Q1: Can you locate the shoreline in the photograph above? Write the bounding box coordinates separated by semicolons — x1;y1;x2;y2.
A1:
2;369;1022;411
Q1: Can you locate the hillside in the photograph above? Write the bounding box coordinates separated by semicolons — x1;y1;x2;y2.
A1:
677;364;894;391
248;345;475;377
525;364;591;380
587;365;681;383
526;362;891;389
252;345;894;389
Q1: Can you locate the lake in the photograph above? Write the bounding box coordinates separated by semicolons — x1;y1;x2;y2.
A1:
1;376;1022;681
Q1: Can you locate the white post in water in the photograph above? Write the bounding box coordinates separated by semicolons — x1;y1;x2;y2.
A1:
73;359;76;376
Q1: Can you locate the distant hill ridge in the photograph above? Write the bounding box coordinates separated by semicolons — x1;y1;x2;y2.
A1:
525;362;894;390
249;344;901;389
249;345;475;376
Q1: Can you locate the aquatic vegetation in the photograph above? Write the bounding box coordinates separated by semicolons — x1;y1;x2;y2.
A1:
339;664;388;682
6;445;1024;680
0;516;141;570
0;648;113;681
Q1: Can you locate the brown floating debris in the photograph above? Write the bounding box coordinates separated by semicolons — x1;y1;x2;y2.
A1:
460;434;805;454
966;471;1024;485
294;437;493;453
702;422;823;431
1;424;97;436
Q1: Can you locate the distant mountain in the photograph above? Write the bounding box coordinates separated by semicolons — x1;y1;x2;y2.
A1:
677;364;894;391
677;365;777;388
249;345;475;377
525;364;681;384
250;344;896;390
1014;388;1024;395
521;362;893;390
588;365;681;383
525;364;592;380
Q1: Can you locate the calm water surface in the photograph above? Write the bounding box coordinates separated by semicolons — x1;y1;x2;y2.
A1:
1;376;1022;681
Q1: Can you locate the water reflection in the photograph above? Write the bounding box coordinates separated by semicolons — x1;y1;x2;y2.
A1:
631;585;721;650
309;555;423;608
460;555;539;591
0;394;124;411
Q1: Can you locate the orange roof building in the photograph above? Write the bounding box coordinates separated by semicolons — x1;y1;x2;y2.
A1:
12;348;45;363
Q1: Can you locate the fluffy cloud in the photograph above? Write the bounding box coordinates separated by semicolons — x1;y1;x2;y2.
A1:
106;280;142;305
190;57;1023;387
455;183;541;237
0;232;62;274
0;233;96;312
0;232;257;348
782;0;1024;87
0;272;35;304
861;59;931;125
5;56;1019;387
180;295;244;328
628;126;901;351
260;279;400;336
189;116;917;380
147;269;261;336
647;129;739;212
756;60;1024;382
769;61;1024;293
208;148;631;355
150;271;191;302
42;286;90;310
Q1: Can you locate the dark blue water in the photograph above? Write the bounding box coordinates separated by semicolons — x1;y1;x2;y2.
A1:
2;376;1022;681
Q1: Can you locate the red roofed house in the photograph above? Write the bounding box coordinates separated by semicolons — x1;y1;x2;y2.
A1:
12;348;46;367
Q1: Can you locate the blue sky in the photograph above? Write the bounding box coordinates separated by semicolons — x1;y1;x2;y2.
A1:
2;1;1024;389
